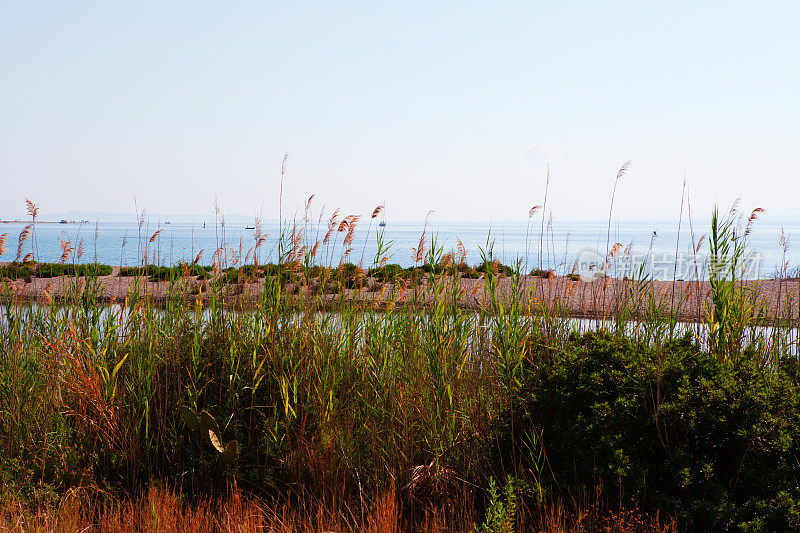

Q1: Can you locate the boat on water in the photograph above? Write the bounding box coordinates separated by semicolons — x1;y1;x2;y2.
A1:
378;221;386;227
245;226;255;230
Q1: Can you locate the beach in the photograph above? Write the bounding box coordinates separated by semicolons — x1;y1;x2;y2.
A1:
3;266;798;323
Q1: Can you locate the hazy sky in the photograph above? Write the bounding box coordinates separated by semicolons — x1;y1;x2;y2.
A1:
2;2;798;222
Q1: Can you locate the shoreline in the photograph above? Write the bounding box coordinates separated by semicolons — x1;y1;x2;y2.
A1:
2;267;798;324
0;220;89;225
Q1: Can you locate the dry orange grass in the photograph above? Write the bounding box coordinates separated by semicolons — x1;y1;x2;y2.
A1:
0;485;678;533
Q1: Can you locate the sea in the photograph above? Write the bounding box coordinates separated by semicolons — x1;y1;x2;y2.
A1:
1;217;799;281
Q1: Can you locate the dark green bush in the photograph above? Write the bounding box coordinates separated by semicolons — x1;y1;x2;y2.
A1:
0;263;34;282
529;268;553;278
36;263;113;278
365;261;507;283
332;262;365;289
476;261;513;277
457;264;481;279
0;262;112;281
499;331;800;531
120;264;213;282
368;264;406;283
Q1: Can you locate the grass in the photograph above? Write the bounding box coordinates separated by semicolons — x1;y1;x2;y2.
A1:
0;262;112;282
0;190;798;531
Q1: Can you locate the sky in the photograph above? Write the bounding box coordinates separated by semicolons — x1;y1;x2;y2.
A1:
1;2;798;223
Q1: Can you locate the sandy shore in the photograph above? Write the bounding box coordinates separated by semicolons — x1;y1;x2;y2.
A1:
2;266;798;323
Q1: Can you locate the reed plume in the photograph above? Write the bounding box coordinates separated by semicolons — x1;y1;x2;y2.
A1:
343;216;359;247
745;207;765;237
304;194;315;216
0;233;7;256
211;246;224;270
695;235;706;254
15;224;32;262
412;210;434;264
60;239;74;264
279;152;288;227
412;233;426;264
25;198;38;220
287;225;304;265
323;209;340;245
441;252;453;268
605;160;632;261
192;250;204;266
339;215;359;262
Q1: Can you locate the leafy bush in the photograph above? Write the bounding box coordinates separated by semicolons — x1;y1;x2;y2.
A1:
0;262;112;281
500;331;800;531
475;261;513;277
334;262;365;289
479;477;519;533
120;264;213;281
0;263;33;282
367;262;490;283
36;263;113;278
368;264;406;283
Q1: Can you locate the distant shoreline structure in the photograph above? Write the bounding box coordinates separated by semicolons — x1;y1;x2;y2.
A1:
0;219;89;224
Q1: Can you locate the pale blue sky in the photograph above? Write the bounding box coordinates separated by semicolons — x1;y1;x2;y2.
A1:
2;2;798;222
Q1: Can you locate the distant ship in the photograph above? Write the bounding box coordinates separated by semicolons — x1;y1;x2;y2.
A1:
245;226;255;230
378;221;386;227
59;220;68;224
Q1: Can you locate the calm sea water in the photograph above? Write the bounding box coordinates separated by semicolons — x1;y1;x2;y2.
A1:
1;218;798;280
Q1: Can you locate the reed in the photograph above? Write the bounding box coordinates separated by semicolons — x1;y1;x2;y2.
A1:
0;192;798;531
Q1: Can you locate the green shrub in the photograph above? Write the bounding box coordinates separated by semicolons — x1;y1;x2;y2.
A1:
368;264;406;283
0;262;33;282
120;264;214;282
499;331;800;531
476;262;513;277
366;262;494;283
36;263;113;278
0;262;112;281
458;265;481;279
479;476;520;533
331;262;365;289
